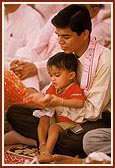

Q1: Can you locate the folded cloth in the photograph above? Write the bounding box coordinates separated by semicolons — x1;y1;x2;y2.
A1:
33;108;55;118
24;156;39;164
85;152;111;163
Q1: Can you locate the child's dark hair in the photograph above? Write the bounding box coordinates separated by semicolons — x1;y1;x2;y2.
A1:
47;52;78;73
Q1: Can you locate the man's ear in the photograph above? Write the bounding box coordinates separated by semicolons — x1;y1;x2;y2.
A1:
69;71;76;80
82;29;89;41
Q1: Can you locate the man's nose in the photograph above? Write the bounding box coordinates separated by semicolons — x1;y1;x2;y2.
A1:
58;37;64;44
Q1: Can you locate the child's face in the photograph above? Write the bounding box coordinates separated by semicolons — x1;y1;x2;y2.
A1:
47;66;73;90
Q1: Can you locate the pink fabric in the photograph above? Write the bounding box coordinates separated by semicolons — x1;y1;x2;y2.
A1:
80;37;103;93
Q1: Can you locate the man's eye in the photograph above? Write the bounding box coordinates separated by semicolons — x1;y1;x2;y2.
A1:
64;36;70;39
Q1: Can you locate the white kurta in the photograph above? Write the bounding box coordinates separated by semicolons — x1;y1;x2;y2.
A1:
4;4;44;69
13;16;62;91
64;46;111;123
34;4;66;22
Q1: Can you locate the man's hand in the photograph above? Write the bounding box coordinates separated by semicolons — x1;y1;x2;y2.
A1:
23;93;53;109
10;60;37;80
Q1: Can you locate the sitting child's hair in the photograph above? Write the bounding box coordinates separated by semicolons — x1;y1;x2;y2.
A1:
47;52;78;73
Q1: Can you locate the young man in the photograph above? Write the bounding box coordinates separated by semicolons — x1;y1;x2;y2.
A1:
5;4;111;158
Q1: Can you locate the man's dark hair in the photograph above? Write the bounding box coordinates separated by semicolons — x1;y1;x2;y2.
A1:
51;4;92;36
47;52;78;73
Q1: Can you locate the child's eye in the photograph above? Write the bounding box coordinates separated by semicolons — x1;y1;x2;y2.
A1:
55;74;60;77
49;74;52;77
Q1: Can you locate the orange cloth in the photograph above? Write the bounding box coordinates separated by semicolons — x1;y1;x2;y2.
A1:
4;69;28;112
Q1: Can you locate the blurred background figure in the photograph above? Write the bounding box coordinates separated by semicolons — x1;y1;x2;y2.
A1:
4;4;44;70
34;4;66;22
97;4;111;49
84;4;111;49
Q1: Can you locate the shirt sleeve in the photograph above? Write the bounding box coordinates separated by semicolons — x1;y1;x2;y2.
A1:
84;48;111;120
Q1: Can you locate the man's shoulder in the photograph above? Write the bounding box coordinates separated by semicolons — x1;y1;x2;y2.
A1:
99;45;111;65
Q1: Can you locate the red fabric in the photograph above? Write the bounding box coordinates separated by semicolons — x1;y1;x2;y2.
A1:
4;145;33;164
56;115;77;124
46;83;84;100
4;69;28;112
46;83;84;123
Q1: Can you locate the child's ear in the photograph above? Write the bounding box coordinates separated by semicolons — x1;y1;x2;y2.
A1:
69;71;76;80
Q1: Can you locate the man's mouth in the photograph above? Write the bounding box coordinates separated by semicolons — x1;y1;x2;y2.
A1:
61;46;67;50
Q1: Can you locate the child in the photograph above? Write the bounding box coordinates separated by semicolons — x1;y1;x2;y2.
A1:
25;52;84;163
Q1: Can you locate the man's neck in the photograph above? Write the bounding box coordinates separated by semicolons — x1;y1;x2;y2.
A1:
75;39;89;58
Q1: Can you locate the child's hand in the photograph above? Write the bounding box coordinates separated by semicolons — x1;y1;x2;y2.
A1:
48;95;62;107
23;93;53;109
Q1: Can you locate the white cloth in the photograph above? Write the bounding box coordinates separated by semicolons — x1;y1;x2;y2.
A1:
91;16;106;46
86;152;111;163
80;36;103;93
9;14;61;91
77;45;111;122
92;4;111;49
4;4;45;91
4;4;44;69
4;4;50;91
83;128;111;155
34;4;66;22
33;107;55;118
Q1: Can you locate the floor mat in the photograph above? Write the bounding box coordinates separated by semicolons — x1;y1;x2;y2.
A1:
4;144;39;164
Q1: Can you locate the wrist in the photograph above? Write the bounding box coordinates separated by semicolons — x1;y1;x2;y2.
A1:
60;98;64;106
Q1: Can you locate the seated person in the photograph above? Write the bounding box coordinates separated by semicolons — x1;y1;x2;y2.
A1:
25;52;84;163
5;4;111;158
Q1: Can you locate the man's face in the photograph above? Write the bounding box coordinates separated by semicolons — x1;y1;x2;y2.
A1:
55;27;84;56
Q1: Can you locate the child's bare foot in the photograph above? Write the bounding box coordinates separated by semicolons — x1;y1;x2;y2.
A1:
38;152;54;163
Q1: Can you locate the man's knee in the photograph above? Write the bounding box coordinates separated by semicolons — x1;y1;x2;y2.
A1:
83;130;95;155
6;105;17;121
6;104;27;126
54;130;84;156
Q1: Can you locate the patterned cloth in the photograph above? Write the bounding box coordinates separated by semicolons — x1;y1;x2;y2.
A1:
4;144;38;164
4;69;28;112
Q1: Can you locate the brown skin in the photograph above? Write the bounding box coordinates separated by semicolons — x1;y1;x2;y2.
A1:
52;154;111;164
10;60;38;80
53;154;83;164
5;4;20;18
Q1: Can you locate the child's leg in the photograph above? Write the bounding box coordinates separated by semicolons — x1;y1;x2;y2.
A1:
38;116;50;153
45;123;63;154
38;123;63;163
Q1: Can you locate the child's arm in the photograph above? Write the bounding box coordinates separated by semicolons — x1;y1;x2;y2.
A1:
48;95;84;108
23;93;53;109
